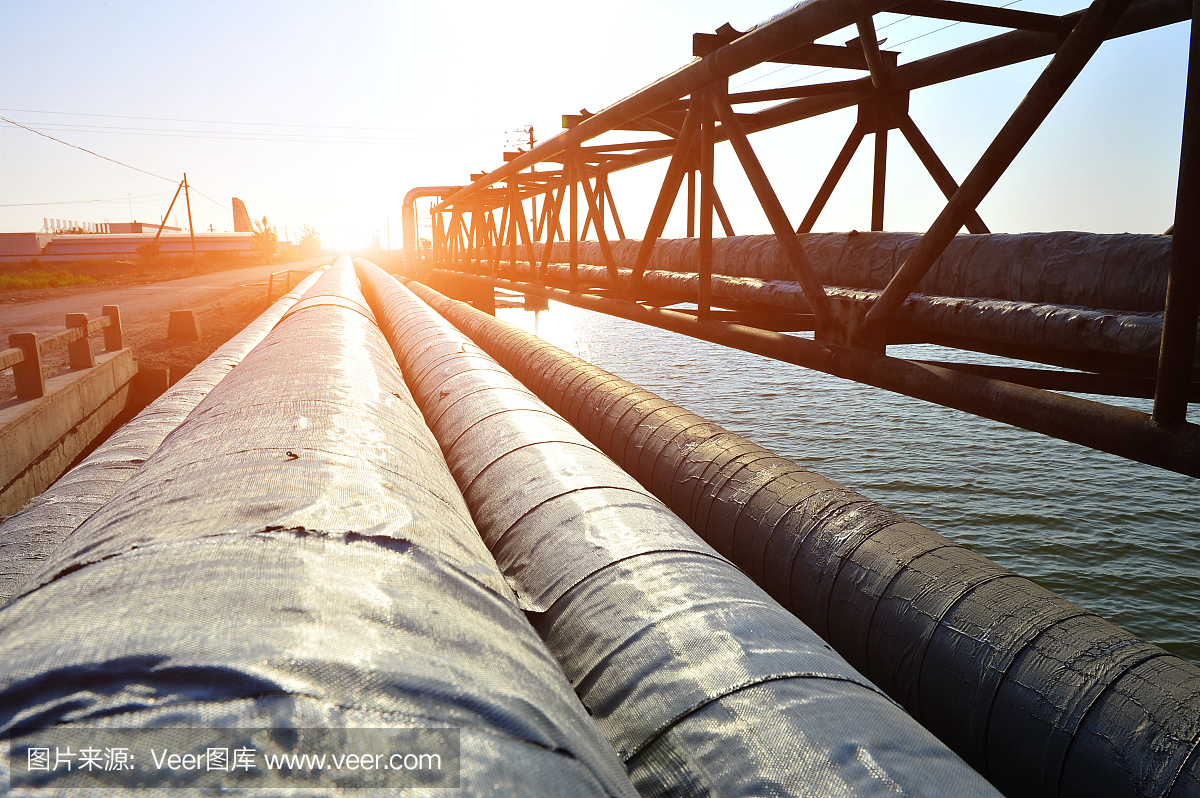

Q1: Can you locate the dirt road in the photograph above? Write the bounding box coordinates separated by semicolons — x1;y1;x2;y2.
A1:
0;257;331;340
0;256;332;401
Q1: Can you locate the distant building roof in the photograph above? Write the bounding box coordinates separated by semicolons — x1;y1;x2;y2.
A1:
0;231;253;261
43;233;252;256
106;221;183;234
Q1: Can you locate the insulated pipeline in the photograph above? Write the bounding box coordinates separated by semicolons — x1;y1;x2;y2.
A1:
0;257;637;796
481;259;1184;365
356;259;1003;798
408;280;1200;798
0;264;329;606
521;231;1175;311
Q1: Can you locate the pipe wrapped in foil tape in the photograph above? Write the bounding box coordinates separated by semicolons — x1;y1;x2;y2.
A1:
408;274;1200;798
0;257;637;797
358;258;1002;798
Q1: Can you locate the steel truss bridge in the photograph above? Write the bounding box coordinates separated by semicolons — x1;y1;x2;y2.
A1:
405;0;1200;478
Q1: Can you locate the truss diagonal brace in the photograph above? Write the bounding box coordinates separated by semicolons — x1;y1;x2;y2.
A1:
711;92;832;326
568;147;620;288
631;106;701;294
898;115;990;234
860;0;1137;342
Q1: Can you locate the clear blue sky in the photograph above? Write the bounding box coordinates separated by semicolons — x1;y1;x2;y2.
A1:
0;0;1189;248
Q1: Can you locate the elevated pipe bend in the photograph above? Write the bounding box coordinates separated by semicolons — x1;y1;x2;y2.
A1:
403;186;462;259
0;257;637;796
404;277;1200;798
356;258;1002;798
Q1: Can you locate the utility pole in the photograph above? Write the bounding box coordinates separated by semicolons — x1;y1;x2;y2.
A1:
183;173;200;274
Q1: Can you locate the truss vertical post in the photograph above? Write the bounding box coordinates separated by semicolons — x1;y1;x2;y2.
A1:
872;122;888;231
433;211;445;273
508;181;519;279
491;204;505;277
630;106;700;296
569;155;578;292
471;196;483;274
542;177;567;283
1154;0;1200;424
687;167;696;238
447;206;463;272
514;183;538;277
861;0;1137;340
571;149;621;288
699;85;717;317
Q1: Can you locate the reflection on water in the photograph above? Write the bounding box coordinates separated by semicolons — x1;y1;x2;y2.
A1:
500;301;1200;665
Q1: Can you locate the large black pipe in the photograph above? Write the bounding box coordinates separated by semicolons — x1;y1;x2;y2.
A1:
432;270;1200;478
522;233;1175;312
479;257;1188;366
356;258;1002;797
408;279;1200;798
0;265;328;606
0;258;638;796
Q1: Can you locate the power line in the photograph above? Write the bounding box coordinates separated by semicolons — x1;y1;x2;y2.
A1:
0;192;169;208
188;186;232;213
0;115;175;183
7;122;488;145
733;0;1029;92
0;115;232;217
0;106;490;134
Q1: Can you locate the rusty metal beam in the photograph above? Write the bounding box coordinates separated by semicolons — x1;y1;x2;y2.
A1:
434;270;1200;478
699;87;716;316
632;106;701;294
893;0;1072;32
440;0;904;210
898;115;990;234
1154;0;1200;423
799;122;868;234
861;0;1137;343
711;92;832;325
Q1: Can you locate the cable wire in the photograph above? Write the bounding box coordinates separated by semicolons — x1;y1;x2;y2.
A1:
0;115;175;183
0;106;489;134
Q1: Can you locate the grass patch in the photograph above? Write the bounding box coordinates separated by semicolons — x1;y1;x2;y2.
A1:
0;270;96;291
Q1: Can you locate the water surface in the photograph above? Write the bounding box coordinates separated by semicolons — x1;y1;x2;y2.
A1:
498;301;1200;665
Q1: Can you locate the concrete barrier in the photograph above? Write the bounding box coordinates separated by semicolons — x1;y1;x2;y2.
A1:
1;308;135;517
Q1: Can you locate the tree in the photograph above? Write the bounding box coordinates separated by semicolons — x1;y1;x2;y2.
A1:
297;224;321;257
136;240;160;265
251;216;278;262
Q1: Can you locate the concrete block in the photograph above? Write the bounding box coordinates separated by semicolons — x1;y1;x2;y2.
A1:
132;367;171;402
0;349;136;515
167;310;202;340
